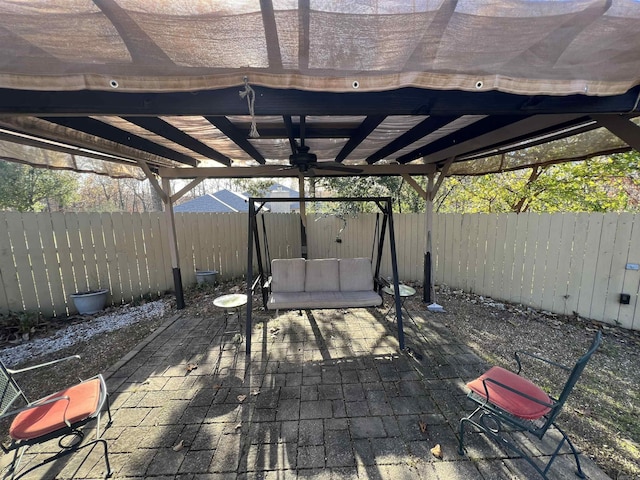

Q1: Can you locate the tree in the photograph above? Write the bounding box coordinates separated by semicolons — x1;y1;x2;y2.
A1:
435;154;640;213
0;161;78;212
318;176;425;213
319;154;640;214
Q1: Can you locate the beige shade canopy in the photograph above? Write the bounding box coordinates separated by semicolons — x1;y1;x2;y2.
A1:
1;0;640;179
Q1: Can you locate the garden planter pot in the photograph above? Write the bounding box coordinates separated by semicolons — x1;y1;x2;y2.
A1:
196;270;217;285
70;289;109;314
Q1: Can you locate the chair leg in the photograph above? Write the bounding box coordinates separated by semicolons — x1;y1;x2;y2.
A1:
10;438;112;480
553;423;585;479
6;446;26;480
459;408;566;480
458;416;469;456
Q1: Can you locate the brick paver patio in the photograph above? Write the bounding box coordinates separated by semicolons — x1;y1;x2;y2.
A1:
1;300;611;479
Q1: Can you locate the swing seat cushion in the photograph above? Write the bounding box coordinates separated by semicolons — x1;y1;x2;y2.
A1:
267;258;382;310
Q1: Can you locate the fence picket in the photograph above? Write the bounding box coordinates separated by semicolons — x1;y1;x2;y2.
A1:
473;215;489;294
141;213;159;294
155;213;173;291
101;213;121;304
0;214;16;313
443;214;455;286
131;213;151;294
6;213;38;311
110;213;133;303
576;215;604;318
604;213;634;325
77;213;99;292
464;214;480;293
457;214;471;292
22;213;53;315
551;214;576;315
65;213;90;295
529;214;551;309
619;214;640;330
36;215;66;316
507;214;526;304
191;213;204;274
51;213;77;309
499;213;518;303
520;214;539;306
540;214;564;312
88;213;110;292
490;214;508;301
562;213;589;316
590;213;619;320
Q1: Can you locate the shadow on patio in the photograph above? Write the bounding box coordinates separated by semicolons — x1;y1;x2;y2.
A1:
3;301;611;479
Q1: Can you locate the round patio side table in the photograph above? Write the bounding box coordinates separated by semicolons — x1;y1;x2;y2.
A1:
213;293;247;349
382;284;416;323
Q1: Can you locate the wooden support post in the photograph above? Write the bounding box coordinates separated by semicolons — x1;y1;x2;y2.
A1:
162;177;185;310
424;173;435;303
423;158;453;304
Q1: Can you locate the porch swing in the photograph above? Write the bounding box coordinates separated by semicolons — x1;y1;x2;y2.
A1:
244;196;406;355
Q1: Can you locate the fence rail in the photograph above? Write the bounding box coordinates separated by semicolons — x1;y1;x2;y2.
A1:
0;211;637;330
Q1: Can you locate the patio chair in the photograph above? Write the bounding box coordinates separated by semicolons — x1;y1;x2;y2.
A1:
0;355;112;479
458;330;602;479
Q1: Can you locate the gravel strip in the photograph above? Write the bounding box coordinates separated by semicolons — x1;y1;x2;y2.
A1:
0;299;170;367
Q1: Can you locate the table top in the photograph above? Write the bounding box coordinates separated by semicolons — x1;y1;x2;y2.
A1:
382;284;416;297
213;293;248;309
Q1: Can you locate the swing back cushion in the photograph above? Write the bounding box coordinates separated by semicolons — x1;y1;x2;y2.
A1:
271;258;306;293
268;258;382;310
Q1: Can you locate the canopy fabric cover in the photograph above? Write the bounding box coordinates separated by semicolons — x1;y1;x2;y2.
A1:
2;1;639;96
1;1;640;179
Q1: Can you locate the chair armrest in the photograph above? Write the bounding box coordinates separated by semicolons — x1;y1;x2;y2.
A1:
513;350;570;375
6;355;81;375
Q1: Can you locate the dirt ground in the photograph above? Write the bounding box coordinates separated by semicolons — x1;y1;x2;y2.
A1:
2;281;639;479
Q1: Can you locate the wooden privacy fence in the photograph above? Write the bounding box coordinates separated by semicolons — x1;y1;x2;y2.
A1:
0;211;638;331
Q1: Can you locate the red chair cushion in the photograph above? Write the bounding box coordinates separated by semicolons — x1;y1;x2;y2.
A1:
10;378;101;441
467;366;552;420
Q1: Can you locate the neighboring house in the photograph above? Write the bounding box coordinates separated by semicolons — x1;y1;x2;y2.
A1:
175;184;299;213
250;183;299;213
174;190;252;213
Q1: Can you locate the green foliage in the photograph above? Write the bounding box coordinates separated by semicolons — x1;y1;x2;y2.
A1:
0;161;79;212
232;178;277;197
320;154;639;214
436;154;639;213
318;176;425;213
0;311;41;334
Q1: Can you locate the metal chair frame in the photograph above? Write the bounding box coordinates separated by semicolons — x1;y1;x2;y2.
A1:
0;355;112;479
458;331;602;479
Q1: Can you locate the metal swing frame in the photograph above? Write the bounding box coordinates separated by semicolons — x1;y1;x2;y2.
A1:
245;196;405;356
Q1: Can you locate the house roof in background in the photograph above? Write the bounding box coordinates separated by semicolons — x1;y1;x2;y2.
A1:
174;194;234;213
213;189;250;212
252;183;300;211
174;190;254;213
